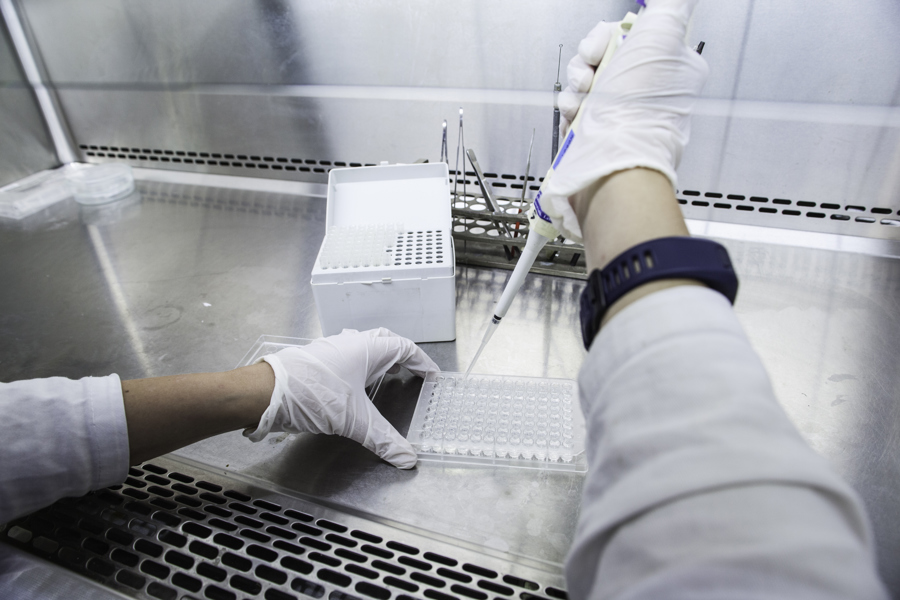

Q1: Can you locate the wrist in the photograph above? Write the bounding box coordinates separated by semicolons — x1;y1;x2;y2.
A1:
225;363;275;429
574;167;687;272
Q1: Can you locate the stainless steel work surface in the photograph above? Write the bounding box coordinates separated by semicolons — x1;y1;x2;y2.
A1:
0;176;899;594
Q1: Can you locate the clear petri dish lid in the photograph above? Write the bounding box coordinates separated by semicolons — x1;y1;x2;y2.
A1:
66;163;135;205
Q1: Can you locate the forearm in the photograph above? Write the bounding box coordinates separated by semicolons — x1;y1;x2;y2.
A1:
574;168;702;326
566;287;886;599
122;362;274;464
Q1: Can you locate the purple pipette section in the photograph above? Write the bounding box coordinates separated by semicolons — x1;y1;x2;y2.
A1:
636;0;646;6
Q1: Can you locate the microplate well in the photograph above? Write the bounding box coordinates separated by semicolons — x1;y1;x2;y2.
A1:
408;372;586;472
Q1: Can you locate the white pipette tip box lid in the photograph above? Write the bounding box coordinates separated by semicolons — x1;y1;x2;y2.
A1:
311;163;456;343
407;372;587;472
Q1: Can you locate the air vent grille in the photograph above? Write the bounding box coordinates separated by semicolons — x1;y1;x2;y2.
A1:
1;460;569;600
81;144;900;229
677;191;900;226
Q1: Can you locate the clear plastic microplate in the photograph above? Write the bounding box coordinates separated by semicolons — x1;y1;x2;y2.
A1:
407;372;586;472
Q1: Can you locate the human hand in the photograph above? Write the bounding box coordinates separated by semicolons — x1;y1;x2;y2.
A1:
544;0;708;241
244;328;439;468
557;20;618;137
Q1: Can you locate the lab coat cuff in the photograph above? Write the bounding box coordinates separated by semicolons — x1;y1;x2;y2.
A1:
85;374;130;490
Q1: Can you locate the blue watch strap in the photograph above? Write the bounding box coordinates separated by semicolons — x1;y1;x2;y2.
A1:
580;237;739;349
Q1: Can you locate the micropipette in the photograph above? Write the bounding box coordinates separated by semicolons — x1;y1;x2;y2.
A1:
440;120;448;164
465;8;642;377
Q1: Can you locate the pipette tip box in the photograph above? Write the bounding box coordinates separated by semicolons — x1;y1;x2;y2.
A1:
311;163;456;343
408;372;586;472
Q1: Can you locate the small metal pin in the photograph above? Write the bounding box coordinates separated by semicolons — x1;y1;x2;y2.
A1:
453;109;464;200
555;44;563;88
552;44;563;160
459;109;466;203
521;129;535;210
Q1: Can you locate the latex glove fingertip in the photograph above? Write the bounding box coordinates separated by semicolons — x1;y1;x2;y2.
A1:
364;426;419;469
405;353;440;379
388;449;418;470
578;20;615;66
566;55;594;95
558;90;583;127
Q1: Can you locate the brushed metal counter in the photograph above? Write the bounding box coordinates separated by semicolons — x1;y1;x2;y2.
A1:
1;176;898;594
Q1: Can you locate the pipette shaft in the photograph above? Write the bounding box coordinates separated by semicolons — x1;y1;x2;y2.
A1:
490;231;550;324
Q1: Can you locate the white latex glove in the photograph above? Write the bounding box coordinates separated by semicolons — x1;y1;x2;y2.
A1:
558;20;617;136
544;0;709;241
244;328;439;469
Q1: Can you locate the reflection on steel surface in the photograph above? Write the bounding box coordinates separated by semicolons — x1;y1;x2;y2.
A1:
0;2;58;186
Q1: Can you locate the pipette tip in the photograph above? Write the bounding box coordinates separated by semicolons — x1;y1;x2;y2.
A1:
464;316;501;379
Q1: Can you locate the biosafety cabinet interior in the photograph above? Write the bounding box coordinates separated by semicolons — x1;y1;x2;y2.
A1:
1;0;900;598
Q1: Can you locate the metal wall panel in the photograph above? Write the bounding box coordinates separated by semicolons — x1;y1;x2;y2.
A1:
13;0;900;232
0;13;57;187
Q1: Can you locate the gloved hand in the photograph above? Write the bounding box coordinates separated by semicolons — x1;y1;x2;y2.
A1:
244;328;439;469
557;20;618;136
543;0;709;241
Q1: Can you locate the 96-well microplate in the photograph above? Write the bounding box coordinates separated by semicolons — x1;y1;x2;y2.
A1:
407;372;586;472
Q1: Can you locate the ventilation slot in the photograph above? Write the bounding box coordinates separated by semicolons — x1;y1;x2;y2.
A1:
79;144;372;174
3;460;569;600
675;190;900;228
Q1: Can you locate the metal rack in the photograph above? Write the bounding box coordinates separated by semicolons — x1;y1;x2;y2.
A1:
448;172;586;280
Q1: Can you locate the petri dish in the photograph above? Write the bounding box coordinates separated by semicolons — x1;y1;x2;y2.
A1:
67;163;135;205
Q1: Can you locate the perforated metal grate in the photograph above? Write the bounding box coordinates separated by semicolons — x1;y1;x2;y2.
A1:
1;459;569;600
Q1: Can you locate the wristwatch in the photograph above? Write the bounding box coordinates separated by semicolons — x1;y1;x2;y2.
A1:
579;236;739;349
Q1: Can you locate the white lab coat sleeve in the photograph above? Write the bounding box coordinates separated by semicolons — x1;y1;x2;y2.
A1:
0;375;130;524
565;286;888;599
